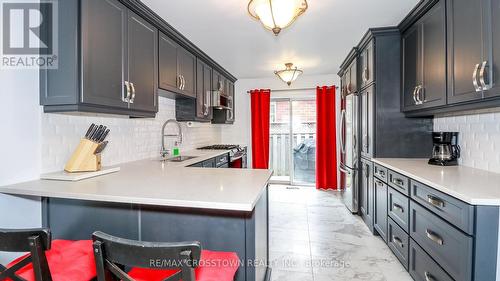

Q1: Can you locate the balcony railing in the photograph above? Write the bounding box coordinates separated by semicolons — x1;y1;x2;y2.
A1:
269;132;316;177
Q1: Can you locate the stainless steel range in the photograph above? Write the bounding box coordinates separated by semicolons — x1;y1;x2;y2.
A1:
198;145;247;168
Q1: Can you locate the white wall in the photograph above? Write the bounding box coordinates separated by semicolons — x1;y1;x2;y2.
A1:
0;68;42;264
434;107;500;173
222;74;339;168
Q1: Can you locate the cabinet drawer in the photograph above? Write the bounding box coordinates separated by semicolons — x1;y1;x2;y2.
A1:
215;154;229;166
409;201;473;281
410;180;474;234
388;170;409;196
388;217;409;270
388;187;409;232
373;164;388;182
409;239;453;281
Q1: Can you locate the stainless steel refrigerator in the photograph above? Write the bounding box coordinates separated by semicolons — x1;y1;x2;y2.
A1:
339;91;359;213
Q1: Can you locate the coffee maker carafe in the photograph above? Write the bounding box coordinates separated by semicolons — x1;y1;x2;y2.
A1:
428;132;460;166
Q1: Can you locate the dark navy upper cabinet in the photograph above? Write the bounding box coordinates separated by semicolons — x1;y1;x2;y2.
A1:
158;33;196;99
81;0;128;110
402;0;447;112
447;0;486;104
41;0;158;117
127;11;158;113
481;0;500;100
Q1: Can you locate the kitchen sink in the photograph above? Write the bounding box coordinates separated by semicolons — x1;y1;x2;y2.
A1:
162;156;198;162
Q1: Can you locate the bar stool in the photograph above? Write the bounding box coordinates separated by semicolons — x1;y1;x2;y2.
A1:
92;231;240;281
0;228;96;281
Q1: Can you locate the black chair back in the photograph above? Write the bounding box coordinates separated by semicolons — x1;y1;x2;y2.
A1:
0;228;52;281
92;231;202;281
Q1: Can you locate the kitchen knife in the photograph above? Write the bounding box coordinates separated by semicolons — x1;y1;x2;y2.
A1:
94;141;108;154
91;125;103;141
99;129;110;142
94;126;107;142
85;124;96;139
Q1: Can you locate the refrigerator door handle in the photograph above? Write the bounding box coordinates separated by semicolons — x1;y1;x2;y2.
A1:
339;109;346;154
339;163;350;174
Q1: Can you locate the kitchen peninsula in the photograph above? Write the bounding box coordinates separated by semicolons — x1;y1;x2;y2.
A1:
0;149;273;281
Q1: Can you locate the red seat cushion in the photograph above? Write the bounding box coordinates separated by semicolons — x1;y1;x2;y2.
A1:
5;240;96;281
128;250;240;281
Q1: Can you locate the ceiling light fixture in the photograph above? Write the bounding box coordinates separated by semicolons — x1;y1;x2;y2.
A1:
274;63;303;86
247;0;308;36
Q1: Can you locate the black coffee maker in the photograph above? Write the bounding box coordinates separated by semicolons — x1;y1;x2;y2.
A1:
428;132;461;166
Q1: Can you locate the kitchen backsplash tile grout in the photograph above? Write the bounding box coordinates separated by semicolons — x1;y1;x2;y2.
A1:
434;107;500;173
41;97;223;173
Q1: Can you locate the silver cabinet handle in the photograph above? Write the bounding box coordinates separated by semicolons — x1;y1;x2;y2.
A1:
363;67;369;83
379;170;386;177
181;75;186;90
473;63;482;92
375;179;384;187
123;81;131;103
178;75;182;90
391;177;405;187
392;203;404;213
427;195;444;208
392;235;404;248
418;85;425;103
425;229;443;245
412;86;419;104
479;61;490;90
424;271;435;281
339;110;346;154
414;85;423;105
129;82;136;104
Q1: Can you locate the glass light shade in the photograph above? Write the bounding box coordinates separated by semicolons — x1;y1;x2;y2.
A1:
275;63;303;86
248;0;308;35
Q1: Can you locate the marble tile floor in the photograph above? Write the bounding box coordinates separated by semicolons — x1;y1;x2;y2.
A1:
268;184;413;281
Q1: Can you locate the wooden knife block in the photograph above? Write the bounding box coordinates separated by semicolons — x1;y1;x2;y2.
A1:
64;139;102;173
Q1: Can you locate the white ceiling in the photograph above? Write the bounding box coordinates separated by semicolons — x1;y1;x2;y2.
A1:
142;0;419;79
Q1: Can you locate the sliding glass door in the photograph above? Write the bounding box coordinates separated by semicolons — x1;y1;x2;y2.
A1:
269;98;317;185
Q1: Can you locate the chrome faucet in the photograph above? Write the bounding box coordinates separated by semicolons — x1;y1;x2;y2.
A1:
161;119;183;158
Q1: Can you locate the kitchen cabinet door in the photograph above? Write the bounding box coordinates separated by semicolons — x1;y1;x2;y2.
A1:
447;0;484;104
402;25;420;111
196;60;212;120
81;0;128;109
360;85;374;158
419;0;447;109
360;40;374;89
178;48;196;98
158;33;180;93
483;0;500;99
402;0;446;111
212;70;222;91
127;11;157;113
227;81;235;123
360;159;374;232
374;177;388;243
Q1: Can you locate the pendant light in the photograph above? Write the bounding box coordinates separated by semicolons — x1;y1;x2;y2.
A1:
248;0;308;36
274;63;303;86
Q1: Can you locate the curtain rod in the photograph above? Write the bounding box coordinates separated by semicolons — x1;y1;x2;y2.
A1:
246;86;338;93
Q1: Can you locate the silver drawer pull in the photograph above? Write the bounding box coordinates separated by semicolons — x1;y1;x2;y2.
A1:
425;229;443;245
392;235;404;248
376;180;384;187
391;177;405;187
379;170;385;176
427;195;445;208
392;203;404;213
424;271;435;281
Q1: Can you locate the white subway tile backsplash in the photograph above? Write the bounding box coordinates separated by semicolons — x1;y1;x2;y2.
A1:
434;107;500;174
41;97;222;173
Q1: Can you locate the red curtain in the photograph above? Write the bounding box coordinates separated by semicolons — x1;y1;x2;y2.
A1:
250;89;271;169
316;86;338;189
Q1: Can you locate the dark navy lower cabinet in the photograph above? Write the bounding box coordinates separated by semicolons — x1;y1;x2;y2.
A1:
371;164;500;281
388;217;409;270
373;177;388;242
409;239;453;281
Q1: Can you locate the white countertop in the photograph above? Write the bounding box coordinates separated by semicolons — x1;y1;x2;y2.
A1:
0;149;272;212
372;158;500;206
